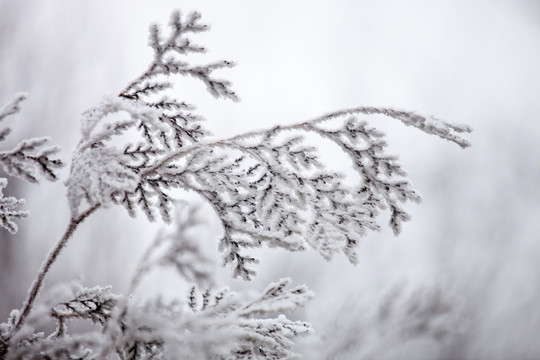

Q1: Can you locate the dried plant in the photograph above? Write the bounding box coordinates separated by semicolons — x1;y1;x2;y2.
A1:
0;10;470;359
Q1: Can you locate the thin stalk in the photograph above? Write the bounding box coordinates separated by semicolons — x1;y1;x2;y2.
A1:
12;203;101;333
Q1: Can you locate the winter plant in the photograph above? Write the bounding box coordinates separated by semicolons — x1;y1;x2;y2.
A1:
299;283;463;359
0;10;471;359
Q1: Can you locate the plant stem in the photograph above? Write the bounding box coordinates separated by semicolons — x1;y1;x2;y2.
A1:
12;203;101;333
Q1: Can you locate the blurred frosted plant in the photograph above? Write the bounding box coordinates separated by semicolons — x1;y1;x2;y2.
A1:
0;9;471;359
2;205;313;359
110;278;313;359
0;178;25;235
0;93;64;234
301;284;463;360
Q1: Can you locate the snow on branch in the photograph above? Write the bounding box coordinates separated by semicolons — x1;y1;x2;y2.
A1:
109;279;312;359
0;93;27;123
127;203;217;290
67;11;241;220
64;11;472;279
0;94;64;234
0;179;27;234
0;94;64;183
2;281;119;360
121;10;238;102
141;108;470;279
4;205;313;359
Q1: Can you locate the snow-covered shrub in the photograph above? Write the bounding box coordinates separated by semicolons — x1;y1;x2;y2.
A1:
0;10;470;359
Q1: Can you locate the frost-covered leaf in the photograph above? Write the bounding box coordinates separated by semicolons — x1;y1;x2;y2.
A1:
0;94;64;235
0;93;27;123
107;279;312;360
122;11;238;102
50;284;119;330
2;282;121;360
147;108;469;279
0;178;27;234
66;145;139;217
0;310;20;358
0;137;64;183
240;278;314;317
0;94;64;185
68;10;240;220
153;205;217;287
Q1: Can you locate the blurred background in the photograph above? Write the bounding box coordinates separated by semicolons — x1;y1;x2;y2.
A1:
1;0;539;358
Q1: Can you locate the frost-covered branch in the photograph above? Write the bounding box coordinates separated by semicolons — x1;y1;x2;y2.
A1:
67;11;240;221
63;10;471;280
1;8;472;360
0;93;27;123
69;95;471;281
3;282;118;360
144;204;217;288
0;94;64;235
133;108;470;279
121;10;238;102
49;284;119;337
2;204;314;359
0;203;100;359
0;179;27;235
104;278;313;359
0;94;64;184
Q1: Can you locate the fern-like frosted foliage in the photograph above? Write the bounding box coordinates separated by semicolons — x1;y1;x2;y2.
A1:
0;179;26;234
49;284;119;337
134;203;217;288
0;94;64;234
1;202;313;359
66;11;471;279
66;97;162;217
112;278;313;360
170;112;470;279
67;11;237;221
3;278;312;359
94;206;313;359
2;282;119;360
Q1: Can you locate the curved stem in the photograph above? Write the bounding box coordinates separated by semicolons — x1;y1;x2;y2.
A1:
141;106;470;179
12;203;101;333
